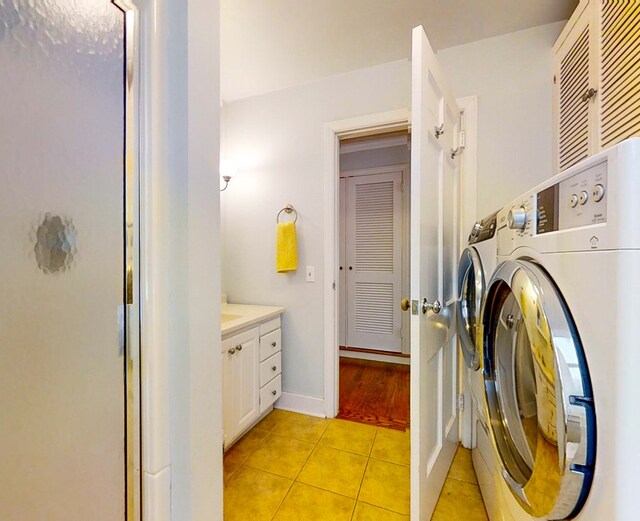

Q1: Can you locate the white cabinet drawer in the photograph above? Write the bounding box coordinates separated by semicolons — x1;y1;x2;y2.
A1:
259;328;281;362
260;317;281;336
260;374;281;413
260;351;281;387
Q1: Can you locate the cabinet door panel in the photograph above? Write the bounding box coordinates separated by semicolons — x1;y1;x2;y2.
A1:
557;16;592;171
600;1;640;149
236;334;260;433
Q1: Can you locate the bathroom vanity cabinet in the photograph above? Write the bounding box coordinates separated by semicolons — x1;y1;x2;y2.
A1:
221;307;284;448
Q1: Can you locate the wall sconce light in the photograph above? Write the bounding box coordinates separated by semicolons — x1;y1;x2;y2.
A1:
220;160;237;192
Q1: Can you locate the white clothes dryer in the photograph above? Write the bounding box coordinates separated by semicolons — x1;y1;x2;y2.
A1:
457;212;504;520
481;138;640;520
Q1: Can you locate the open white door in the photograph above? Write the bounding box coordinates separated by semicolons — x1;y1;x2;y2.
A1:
410;25;461;519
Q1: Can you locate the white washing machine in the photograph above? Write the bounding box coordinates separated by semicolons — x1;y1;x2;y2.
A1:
457;212;505;520
480;138;640;520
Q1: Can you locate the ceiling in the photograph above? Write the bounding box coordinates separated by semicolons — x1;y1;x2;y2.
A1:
221;0;577;102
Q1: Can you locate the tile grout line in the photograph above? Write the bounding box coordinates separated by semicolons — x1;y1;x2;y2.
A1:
349;426;380;520
270;419;332;521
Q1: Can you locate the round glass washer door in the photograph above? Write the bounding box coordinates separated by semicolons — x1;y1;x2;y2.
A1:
457;247;484;370
482;260;596;520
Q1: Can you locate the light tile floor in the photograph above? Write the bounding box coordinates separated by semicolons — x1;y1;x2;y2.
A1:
223;409;488;520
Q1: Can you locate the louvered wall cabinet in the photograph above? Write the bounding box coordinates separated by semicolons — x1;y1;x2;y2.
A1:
553;0;640;172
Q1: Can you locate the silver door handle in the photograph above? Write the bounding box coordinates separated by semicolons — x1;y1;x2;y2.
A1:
422;298;441;315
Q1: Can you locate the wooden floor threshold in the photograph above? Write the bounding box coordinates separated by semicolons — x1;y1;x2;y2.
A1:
339;345;410;358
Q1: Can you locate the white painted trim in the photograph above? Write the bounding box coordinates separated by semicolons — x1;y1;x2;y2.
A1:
456;96;479;449
323;109;411;419
275;392;326;418
340;163;409;179
339;350;411;365
340;134;408;154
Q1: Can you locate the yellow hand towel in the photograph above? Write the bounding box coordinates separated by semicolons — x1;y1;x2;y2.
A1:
276;222;298;273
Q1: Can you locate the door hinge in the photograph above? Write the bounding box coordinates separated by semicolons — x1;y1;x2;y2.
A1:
332;281;336;290
457;393;465;411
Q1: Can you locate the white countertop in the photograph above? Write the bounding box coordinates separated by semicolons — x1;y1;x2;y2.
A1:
221;302;285;337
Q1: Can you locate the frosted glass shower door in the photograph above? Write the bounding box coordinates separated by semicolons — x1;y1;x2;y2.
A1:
0;1;128;519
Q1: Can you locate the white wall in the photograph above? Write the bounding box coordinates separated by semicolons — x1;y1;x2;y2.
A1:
221;60;411;399
438;22;565;218
221;22;564;403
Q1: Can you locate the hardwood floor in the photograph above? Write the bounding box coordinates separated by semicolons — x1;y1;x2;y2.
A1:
337;357;410;431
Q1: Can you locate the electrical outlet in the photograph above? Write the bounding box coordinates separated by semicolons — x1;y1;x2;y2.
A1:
305;266;315;282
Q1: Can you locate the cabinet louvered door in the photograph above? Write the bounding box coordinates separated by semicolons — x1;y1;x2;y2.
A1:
600;1;640;149
346;171;403;352
555;11;594;171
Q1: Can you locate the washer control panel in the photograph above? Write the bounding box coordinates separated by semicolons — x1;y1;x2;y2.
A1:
506;198;534;237
537;161;608;234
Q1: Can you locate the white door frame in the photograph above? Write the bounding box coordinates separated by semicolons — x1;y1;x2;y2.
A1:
129;1;223;519
456;96;479;449
324;109;411;417
323;99;478;428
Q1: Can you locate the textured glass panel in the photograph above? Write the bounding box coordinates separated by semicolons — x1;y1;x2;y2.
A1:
0;2;125;519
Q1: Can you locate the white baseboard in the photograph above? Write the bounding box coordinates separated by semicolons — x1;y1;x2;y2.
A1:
275;392;326;418
340;349;410;365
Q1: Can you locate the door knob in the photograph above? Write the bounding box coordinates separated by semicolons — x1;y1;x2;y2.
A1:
235;344;243;351
228;347;236;355
400;298;410;311
422;298;442;315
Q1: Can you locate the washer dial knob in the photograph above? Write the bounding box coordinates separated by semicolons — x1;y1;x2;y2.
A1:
508;206;527;230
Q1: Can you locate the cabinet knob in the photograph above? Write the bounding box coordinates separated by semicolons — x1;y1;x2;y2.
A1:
271;390;277;396
235;344;243;351
271;341;277;347
272;366;277;371
227;347;236;355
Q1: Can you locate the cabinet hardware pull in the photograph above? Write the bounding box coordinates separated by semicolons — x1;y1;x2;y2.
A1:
236;345;243;351
271;341;277;347
272;366;277;371
272;390;277;396
228;347;236;355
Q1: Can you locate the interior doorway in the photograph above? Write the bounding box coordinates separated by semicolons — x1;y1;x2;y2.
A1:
336;130;411;429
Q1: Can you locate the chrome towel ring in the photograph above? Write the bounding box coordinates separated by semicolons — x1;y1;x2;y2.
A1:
277;204;298;223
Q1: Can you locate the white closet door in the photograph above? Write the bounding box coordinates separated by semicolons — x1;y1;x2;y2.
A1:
346;171;403;352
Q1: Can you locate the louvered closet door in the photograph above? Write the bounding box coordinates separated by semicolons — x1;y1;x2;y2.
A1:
556;13;593;171
600;1;640;149
346;171;403;352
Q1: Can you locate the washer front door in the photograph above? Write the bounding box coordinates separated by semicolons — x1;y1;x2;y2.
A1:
457;247;484;370
482;260;596;519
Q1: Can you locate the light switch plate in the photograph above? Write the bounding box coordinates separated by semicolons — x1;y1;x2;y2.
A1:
305;266;315;282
